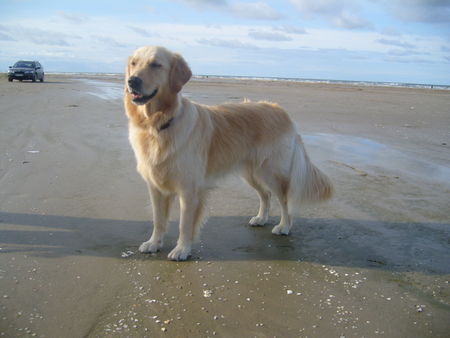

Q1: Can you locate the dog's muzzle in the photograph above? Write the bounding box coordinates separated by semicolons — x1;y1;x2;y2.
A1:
128;76;158;105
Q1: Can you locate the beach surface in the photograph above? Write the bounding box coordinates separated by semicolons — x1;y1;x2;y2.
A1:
0;74;449;337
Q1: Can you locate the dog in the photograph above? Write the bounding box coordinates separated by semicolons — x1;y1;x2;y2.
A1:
124;46;333;261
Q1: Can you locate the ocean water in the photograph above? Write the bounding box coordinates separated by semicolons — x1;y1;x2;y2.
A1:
56;72;450;91
193;75;450;91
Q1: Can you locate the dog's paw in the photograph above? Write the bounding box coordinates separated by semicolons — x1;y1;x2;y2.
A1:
168;244;191;261
249;216;268;226
139;239;163;253
271;224;290;236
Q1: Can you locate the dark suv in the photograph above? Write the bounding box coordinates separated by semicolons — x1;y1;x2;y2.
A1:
8;61;44;82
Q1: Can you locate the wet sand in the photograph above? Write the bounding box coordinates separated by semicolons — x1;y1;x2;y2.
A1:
0;74;449;337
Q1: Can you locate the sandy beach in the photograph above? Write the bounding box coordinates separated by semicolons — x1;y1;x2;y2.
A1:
0;74;449;337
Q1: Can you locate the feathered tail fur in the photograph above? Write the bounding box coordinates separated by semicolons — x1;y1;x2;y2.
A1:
287;135;333;214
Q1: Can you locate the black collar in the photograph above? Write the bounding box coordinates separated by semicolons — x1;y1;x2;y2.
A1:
158;117;174;132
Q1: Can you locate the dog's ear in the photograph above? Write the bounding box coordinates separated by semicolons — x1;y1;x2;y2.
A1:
169;53;192;93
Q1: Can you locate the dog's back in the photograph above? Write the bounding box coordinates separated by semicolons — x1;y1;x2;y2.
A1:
201;101;295;176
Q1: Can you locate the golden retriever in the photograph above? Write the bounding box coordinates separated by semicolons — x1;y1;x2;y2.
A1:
124;46;333;261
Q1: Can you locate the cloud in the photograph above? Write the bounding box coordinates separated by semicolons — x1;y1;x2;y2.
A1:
386;0;450;23
230;2;283;20
274;25;307;35
386;56;433;64
127;26;159;38
92;35;127;48
1;12;447;84
380;27;402;37
377;38;415;49
0;26;15;41
388;49;423;57
178;0;282;20
290;0;373;30
57;11;89;24
1;25;71;46
178;0;227;9
290;0;346;16
332;11;372;30
197;38;257;49
248;30;292;41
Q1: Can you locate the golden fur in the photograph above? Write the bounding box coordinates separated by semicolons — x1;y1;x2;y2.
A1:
124;46;333;261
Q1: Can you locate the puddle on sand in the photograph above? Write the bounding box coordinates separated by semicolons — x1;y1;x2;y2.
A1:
304;133;450;186
80;79;123;100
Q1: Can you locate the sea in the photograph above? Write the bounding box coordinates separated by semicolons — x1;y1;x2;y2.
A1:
50;72;450;91
193;74;450;91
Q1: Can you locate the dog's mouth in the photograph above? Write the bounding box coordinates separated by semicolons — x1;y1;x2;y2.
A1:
130;88;158;105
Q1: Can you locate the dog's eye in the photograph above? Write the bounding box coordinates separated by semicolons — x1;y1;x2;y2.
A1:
130;60;136;67
150;62;162;69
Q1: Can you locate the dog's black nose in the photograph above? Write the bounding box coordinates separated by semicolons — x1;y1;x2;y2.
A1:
128;76;142;90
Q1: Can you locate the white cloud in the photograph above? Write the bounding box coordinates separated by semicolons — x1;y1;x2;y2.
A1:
2;17;444;59
332;11;372;30
127;26;160;38
197;38;257;49
0;31;15;41
386;56;433;64
377;38;415;49
388;49;423;57
0;24;73;46
177;0;282;20
274;25;307;35
57;11;90;24
178;0;227;9
230;2;283;20
248;30;292;41
1;14;447;81
92;35;127;48
290;0;373;30
289;0;450;28
380;27;402;37
386;0;450;23
290;0;350;16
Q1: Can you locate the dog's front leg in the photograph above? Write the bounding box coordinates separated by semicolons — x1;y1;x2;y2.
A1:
168;191;204;261
139;184;174;253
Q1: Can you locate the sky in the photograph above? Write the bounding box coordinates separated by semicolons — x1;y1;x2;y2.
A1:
1;0;450;84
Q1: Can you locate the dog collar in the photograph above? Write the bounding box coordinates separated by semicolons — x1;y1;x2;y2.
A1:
158;117;174;132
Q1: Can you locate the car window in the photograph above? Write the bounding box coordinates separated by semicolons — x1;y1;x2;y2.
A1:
14;62;34;68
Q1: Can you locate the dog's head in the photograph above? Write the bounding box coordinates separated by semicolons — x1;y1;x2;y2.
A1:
126;46;192;106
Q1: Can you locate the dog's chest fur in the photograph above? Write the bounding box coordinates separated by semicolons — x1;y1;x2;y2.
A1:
129;125;176;192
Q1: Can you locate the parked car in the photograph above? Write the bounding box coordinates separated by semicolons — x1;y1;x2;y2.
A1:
8;61;44;82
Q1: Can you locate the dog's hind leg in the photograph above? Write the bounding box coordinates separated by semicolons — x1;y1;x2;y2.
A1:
253;165;292;235
243;171;271;226
168;190;205;261
139;184;174;253
271;193;292;236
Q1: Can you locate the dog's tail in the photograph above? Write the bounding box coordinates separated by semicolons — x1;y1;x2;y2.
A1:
287;135;333;214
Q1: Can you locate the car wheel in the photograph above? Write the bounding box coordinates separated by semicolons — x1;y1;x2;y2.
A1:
40;75;44;82
32;74;36;82
8;77;13;82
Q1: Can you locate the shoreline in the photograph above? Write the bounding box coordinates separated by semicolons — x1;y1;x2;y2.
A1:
3;72;449;91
